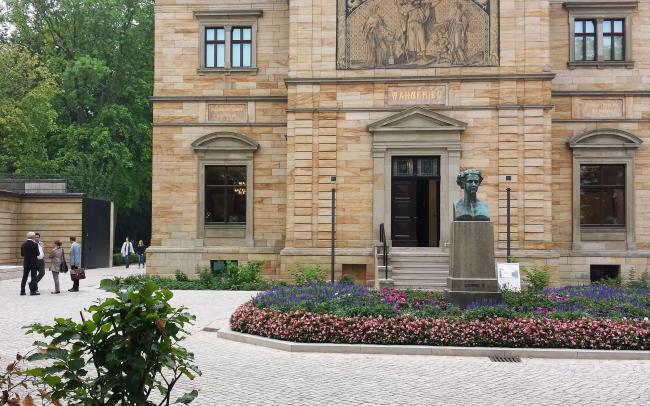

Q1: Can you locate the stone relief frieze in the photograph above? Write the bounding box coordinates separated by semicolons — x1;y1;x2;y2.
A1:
337;0;499;69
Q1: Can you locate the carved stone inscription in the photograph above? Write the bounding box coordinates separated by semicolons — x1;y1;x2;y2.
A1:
387;85;447;105
576;98;624;119
207;104;248;122
337;0;499;69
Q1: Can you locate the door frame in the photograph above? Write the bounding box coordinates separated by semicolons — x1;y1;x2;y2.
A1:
369;107;465;252
390;156;441;247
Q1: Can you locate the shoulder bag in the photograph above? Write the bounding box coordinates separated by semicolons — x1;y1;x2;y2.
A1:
60;249;69;273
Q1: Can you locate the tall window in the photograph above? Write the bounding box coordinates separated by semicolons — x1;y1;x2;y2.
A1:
231;27;252;68
195;8;260;72
205;166;247;224
580;165;625;227
205;28;225;68
574;19;596;61
603;19;624;61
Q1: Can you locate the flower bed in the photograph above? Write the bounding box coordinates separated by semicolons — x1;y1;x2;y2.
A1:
230;283;650;350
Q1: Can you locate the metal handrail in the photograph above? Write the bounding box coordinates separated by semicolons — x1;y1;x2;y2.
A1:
379;223;389;279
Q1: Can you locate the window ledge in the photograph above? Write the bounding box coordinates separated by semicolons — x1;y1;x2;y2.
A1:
205;223;246;230
568;61;635;69
197;67;258;75
581;227;626;241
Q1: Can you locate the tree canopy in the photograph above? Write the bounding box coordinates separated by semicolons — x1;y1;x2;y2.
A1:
0;0;154;245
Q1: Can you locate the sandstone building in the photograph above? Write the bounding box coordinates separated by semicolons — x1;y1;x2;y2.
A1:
150;0;650;288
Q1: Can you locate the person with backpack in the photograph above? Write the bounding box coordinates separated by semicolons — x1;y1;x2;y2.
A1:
121;237;134;269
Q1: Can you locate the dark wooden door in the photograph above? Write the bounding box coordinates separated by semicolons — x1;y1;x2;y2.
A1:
391;179;418;246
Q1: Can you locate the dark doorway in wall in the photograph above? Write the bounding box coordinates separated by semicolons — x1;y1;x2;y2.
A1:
391;156;440;247
82;197;112;269
590;264;620;283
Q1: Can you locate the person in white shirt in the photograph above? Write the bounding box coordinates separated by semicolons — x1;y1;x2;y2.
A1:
120;237;134;269
34;232;46;285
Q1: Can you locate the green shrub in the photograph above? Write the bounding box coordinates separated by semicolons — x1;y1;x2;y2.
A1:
221;261;265;290
288;264;327;285
112;252;138;266
25;279;200;405
522;265;551;292
175;270;189;282
628;270;650;289
597;275;623;288
501;288;553;310
338;275;355;285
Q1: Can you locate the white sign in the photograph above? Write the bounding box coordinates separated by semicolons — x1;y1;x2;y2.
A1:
497;263;521;292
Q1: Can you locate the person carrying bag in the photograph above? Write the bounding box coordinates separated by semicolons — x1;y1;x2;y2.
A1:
68;236;83;292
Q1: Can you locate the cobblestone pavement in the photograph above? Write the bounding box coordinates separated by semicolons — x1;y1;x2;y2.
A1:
2;267;649;405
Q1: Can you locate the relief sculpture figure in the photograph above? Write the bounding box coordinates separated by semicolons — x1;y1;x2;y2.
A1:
453;169;490;221
362;7;392;66
448;2;470;64
337;0;499;69
399;0;432;61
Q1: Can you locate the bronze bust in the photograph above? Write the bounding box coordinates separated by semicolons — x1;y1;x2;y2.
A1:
453;169;490;221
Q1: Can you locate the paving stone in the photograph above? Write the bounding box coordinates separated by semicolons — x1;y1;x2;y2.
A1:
1;266;649;405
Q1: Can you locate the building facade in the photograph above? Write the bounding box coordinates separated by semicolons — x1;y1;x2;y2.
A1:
150;0;650;288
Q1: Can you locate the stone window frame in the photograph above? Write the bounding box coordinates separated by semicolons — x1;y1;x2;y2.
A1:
568;128;642;251
192;132;258;246
564;1;638;69
194;10;262;74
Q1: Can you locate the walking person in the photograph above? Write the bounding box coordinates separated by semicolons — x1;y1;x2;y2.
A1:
48;240;64;294
121;237;134;269
135;240;146;268
69;236;81;292
20;232;40;296
34;232;46;285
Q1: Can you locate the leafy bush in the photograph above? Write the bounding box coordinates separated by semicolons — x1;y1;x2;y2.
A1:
628;270;650;289
288;264;327;285
25;279;200;405
112;252;138;266
0;351;58;405
338;275;355;285
113;261;281;291
522;265;551;292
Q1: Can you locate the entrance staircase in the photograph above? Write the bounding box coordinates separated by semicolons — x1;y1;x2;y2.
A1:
389;248;449;290
376;244;449;291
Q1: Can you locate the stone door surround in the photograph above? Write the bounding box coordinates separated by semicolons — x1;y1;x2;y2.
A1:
369;107;465;250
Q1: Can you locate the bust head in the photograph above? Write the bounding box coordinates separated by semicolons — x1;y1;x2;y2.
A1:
454;169;490;221
456;169;483;199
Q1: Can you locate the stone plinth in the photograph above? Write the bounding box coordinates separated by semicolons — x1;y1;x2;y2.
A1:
446;221;500;308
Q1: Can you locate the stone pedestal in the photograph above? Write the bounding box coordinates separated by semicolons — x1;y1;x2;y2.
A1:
446;221;501;308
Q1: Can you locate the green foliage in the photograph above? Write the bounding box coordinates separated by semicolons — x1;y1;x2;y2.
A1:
112;261;284;291
25;279;200;405
628;270;650;289
0;351;59;405
522;265;551;292
338;275;355;285
288;264;327;285
0;44;59;174
1;0;155;241
597;275;623;288
112;252;138;266
501;288;554;309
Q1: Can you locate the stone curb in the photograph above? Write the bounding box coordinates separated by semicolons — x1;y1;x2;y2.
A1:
215;327;650;360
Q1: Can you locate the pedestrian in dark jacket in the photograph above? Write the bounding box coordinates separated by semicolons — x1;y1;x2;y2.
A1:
20;232;40;296
135;240;146;268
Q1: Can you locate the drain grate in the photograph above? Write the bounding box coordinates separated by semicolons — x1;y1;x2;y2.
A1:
489;356;522;363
